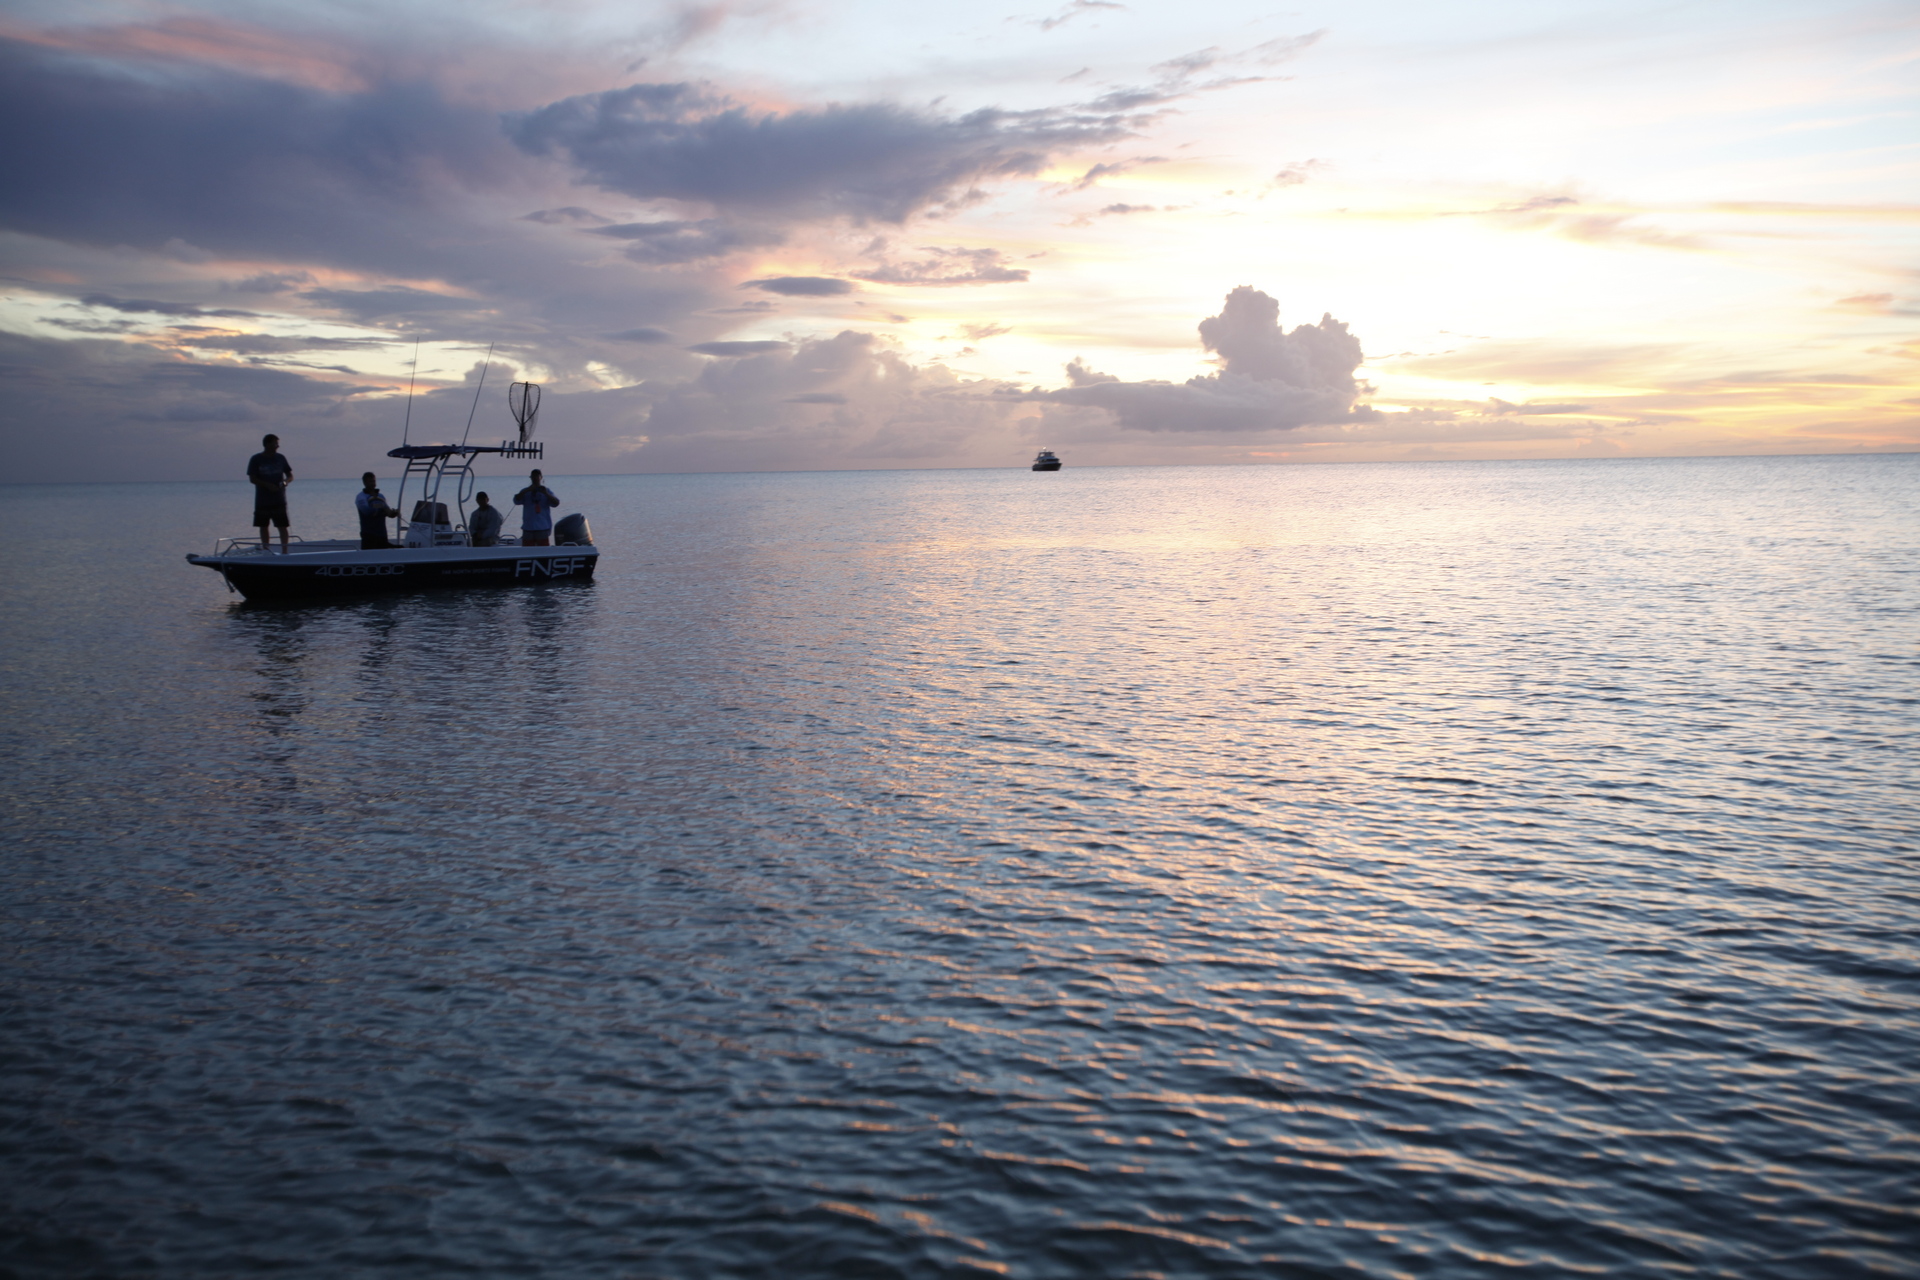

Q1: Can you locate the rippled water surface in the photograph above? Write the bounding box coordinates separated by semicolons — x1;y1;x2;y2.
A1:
4;456;1918;1279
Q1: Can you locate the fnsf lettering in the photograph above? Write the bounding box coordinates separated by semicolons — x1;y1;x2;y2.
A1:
515;557;586;579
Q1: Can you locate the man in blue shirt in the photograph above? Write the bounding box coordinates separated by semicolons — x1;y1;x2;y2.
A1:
513;470;559;547
247;434;293;553
355;472;394;549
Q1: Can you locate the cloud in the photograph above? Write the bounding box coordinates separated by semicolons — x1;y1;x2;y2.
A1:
505;80;1139;224
301;287;482;322
1488;398;1590;415
689;340;791;356
15;15;372;94
0;328;391;481
1270;159;1327;187
0;37;513;267
591;218;786;263
1037;1;1127;32
79;294;260;319
0;35;725;389
0;28;1161;449
1064;199;1159;227
226;270;315;294
854;246;1031;286
1834;292;1920;316
167;331;386;357
626;330;1033;471
1082;31;1320;112
1036;286;1365;432
1150;47;1224;78
1396;340;1686;385
1460;195;1704;251
1068;157;1164;190
1249;32;1326;64
520;206;611;224
1065;357;1118;386
745;276;856;296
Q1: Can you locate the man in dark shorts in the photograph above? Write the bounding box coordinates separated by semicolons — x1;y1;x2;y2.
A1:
513;469;559;547
247;434;294;553
355;472;394;550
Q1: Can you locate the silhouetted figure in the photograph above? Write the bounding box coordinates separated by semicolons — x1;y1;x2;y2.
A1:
355;472;394;550
514;470;559;548
469;492;504;547
247;433;293;554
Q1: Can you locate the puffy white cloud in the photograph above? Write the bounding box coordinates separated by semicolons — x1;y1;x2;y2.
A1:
1039;286;1365;433
1064;357;1117;386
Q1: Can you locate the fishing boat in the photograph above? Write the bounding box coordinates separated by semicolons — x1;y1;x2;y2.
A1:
187;379;598;602
1031;449;1062;471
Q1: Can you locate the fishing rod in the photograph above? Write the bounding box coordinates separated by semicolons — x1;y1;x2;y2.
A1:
400;336;420;447
460;342;495;447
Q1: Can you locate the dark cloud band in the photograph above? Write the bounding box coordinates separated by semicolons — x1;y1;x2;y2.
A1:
506;81;1138;224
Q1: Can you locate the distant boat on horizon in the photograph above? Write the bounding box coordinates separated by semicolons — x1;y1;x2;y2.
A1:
1031;449;1062;472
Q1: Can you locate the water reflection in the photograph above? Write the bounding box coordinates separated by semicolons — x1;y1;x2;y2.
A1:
2;457;1915;1278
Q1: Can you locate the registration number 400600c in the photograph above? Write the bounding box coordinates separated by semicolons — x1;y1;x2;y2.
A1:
515;557;590;578
314;564;405;577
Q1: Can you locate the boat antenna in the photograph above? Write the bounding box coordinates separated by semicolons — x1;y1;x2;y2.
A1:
460;342;495;447
401;336;420;446
508;381;541;446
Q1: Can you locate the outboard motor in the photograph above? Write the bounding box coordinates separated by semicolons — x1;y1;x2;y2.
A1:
554;512;592;545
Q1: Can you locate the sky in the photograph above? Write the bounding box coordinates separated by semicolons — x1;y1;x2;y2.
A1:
1;0;1915;481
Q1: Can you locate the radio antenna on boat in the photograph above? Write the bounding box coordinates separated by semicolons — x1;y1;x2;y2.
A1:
508;381;541;446
459;342;495;447
400;336;420;447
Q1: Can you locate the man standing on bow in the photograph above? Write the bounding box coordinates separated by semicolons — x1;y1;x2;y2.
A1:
247;433;294;554
513;469;559;548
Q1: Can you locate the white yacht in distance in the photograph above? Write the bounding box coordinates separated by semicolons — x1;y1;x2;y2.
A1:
1031;449;1062;471
187;380;599;602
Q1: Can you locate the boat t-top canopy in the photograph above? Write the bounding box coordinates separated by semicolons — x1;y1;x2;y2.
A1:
389;442;544;460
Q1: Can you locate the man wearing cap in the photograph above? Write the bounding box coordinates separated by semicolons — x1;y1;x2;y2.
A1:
469;491;504;547
513;469;559;548
247;434;294;553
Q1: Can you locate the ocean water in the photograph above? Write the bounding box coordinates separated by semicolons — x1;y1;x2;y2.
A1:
2;455;1916;1279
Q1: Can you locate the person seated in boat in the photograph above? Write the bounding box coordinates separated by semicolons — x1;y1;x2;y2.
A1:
247;433;294;554
513;470;559;548
468;491;504;547
355;472;394;550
